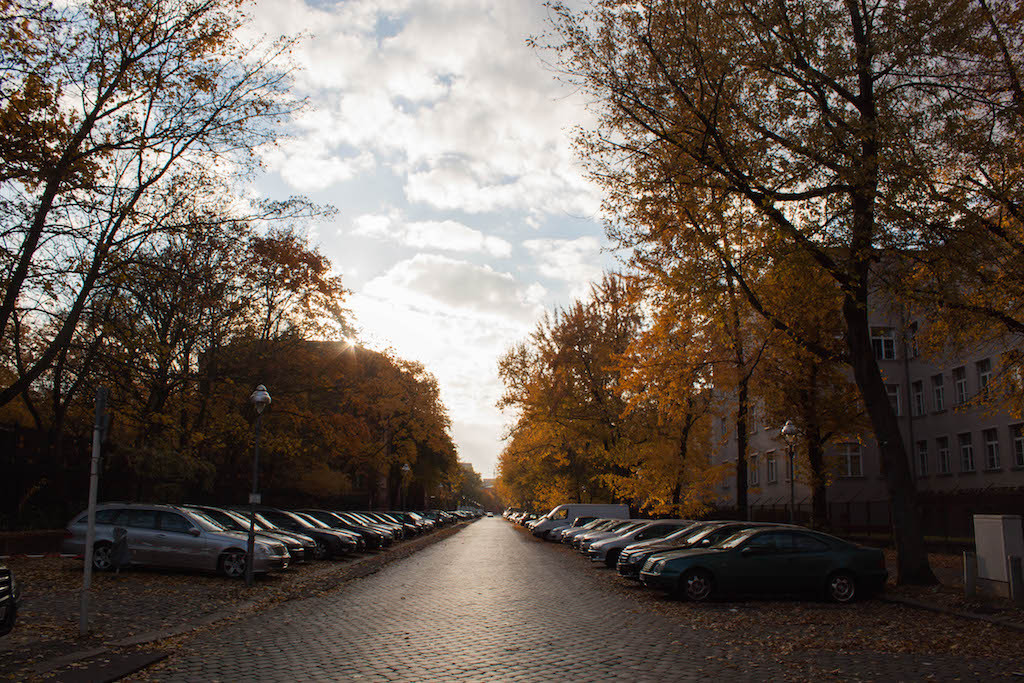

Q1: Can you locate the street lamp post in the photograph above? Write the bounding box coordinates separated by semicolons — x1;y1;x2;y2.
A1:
246;384;271;587
781;419;798;524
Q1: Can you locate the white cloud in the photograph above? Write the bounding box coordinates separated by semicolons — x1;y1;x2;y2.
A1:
259;139;375;191
351;254;545;439
249;0;603;216
362;254;540;321
523;236;604;298
242;0;615;477
352;212;512;257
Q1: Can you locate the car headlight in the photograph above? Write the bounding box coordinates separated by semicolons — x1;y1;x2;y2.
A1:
645;559;665;572
255;544;269;557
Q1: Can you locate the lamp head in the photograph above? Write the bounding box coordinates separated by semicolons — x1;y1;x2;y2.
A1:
781;419;798;442
250;384;272;414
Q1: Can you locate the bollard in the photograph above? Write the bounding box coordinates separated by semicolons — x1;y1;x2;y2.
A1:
963;551;977;598
1008;555;1023;606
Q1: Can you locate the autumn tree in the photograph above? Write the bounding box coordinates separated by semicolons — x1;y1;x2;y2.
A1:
615;280;723;518
498;274;646;506
0;0;301;408
243;226;350;343
536;0;1024;583
748;255;868;526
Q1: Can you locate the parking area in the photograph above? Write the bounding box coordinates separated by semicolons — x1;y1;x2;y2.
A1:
0;521;469;680
133;517;1021;681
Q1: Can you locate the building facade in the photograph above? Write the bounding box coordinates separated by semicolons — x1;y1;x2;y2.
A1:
712;306;1024;524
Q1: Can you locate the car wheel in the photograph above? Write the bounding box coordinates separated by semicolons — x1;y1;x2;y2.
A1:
0;600;15;637
826;571;857;603
679;569;714;602
312;539;328;560
92;542;113;571
219;550;247;579
604;549;621;568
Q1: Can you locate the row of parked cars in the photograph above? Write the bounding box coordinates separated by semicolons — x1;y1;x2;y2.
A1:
506;505;887;603
62;503;480;579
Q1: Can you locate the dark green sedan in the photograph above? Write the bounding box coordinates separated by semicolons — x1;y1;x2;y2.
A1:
639;526;887;603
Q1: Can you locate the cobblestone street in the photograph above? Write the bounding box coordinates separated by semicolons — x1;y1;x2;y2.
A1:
138;518;1021;682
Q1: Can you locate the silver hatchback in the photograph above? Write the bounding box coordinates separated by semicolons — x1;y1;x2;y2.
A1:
62;503;289;578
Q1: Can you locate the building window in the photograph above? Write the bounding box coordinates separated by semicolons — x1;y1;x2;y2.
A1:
839;443;863;478
983;428;1000;470
937;436;951;474
932;374;945;411
977;358;992;397
954;366;968;405
871;327;896;360
766;452;777;483
912;381;925;417
886;384;901;416
749;454;759;486
907;322;920;358
958;432;975;472
1012;425;1024;468
916;440;928;476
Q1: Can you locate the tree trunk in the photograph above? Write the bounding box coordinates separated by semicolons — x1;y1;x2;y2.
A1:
735;377;749;520
843;295;936;585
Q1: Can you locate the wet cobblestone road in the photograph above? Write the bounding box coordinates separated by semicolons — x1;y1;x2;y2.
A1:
143;518;1019;681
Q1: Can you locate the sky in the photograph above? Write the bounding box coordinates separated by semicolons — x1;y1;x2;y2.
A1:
244;0;617;478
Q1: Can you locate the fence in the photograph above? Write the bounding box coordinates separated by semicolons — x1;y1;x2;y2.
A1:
714;488;1024;550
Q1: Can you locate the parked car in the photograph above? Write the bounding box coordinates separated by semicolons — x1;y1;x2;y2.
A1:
184;505;314;563
0;563;19;637
62;503;289;578
300;510;388;550
639;526;887;603
548;517;598;543
616;521;777;580
244;508;358;559
530;503;630;540
334;512;400;542
292;512;366;551
573;520;640;550
587;520;694;567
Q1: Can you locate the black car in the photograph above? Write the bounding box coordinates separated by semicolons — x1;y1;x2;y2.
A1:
300;510;388;550
334;512;399;543
617;521;788;580
234;508;357;560
0;563;19;637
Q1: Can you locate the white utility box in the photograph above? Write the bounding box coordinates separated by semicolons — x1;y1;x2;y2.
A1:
973;514;1024;598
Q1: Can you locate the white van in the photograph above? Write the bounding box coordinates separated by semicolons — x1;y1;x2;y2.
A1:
530;503;630;540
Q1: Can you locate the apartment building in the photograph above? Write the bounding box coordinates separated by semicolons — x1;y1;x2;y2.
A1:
713;308;1024;516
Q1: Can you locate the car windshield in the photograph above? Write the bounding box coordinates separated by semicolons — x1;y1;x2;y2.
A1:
717;529;758;549
295;512;328;528
253;512;281;528
682;525;724;545
660;524;699;541
222;509;266;530
187;510;226;531
187;508;237;529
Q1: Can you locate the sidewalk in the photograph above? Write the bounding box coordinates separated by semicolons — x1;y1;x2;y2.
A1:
882;550;1024;633
0;523;470;682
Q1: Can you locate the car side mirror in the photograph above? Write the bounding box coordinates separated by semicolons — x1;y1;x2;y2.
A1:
188;528;201;537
